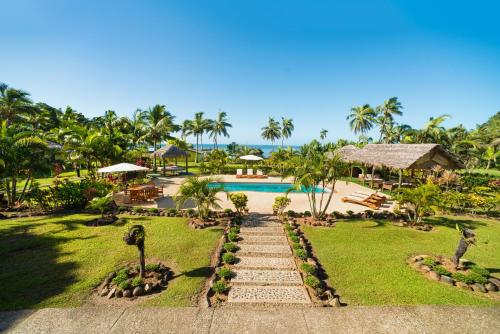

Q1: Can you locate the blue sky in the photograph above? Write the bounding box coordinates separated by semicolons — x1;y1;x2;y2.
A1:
1;0;499;144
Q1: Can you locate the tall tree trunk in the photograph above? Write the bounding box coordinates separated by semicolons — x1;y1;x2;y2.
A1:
195;136;199;163
153;139;157;171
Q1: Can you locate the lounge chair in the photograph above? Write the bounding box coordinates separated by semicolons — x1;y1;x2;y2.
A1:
354;191;386;202
256;169;268;179
236;169;244;178
342;193;383;209
247;169;254;178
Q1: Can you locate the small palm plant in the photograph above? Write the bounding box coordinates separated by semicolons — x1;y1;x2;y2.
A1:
87;195;114;219
123;225;146;278
175;177;224;221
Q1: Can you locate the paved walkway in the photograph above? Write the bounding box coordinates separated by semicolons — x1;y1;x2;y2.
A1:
1;306;499;333
229;215;311;304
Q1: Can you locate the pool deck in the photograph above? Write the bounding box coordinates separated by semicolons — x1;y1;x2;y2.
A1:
115;175;394;214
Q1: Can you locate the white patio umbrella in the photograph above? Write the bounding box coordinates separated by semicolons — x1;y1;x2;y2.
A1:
97;163;149;174
239;154;264;161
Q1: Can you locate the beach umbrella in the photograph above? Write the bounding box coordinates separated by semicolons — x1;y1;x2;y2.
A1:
239;154;264;161
97;163;149;174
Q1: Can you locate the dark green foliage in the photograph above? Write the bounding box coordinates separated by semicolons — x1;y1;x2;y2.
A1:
451;272;474;284
130;277;143;287
168;208;178;215
229;226;240;234
222;252;236;264
303;210;312;217
433;265;451;277
224;208;233;214
468;272;487;284
228;232;238;242
300;263;316;275
460;173;495;188
284;224;293;231
216;267;232;280
118;280;131;290
304;275;321;289
133;207;143;213
145;263;160;272
112;269;129;285
118;206;128;212
287;210;296;217
288;230;297;237
148;208;159;213
295;249;308;260
211;280;229;294
223;242;237;252
290;235;300;243
292;242;303;250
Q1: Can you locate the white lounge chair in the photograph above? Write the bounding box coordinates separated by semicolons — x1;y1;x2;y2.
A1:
256;169;268;179
236;169;243;178
247;169;254;177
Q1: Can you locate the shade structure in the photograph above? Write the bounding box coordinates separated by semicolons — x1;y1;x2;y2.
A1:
239;154;264;161
97;163;149;174
151;145;188;159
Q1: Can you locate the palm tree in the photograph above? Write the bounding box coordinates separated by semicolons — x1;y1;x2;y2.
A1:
346;104;377;135
484;145;498;169
175;176;224;220
261;117;281;151
417;114;450;143
209;112;232;149
280;117;294;147
319;129;328;141
0;83;35;125
375;97;403;143
190;112;211;163
130;109;148;148
180;119;193;141
138;105;177;170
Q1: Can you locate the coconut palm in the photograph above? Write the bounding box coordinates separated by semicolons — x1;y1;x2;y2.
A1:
375;97;403;143
417;114;450;143
175;176;224;220
0;83;35;126
209;112;232;149
319;129;328;141
261;117;281;151
484;146;498;169
130;109;148;147
138;105;178;170
346;104;377;135
180;119;193;141
190;112;211;162
280;117;294;147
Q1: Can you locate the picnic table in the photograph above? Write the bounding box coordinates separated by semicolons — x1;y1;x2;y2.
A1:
127;184;160;202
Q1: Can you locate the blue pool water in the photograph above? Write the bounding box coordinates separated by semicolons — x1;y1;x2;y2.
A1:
208;182;328;193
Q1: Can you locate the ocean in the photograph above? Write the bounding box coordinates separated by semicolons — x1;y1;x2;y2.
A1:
197;144;301;157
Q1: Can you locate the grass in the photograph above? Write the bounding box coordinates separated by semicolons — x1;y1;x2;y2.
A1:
459;169;500;177
303;216;500;306
0;214;223;310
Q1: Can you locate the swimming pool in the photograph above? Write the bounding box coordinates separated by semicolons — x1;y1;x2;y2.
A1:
208;182;328;193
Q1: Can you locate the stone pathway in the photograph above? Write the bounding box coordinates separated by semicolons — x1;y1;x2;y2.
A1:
228;215;312;304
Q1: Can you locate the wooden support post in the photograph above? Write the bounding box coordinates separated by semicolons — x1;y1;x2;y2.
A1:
185;155;189;174
398;169;402;188
162;158;166;176
370;166;375;189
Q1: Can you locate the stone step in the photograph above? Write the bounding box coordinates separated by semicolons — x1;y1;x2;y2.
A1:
232;269;303;286
239;227;284;235
239;234;288;245
242;221;282;228
228;286;311;304
234;256;297;270
236;244;292;256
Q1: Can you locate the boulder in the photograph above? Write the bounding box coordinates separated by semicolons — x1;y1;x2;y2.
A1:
123;289;132;298
472;283;487;293
485;283;498;292
440;276;454;285
487;277;500;288
329;297;341;307
420;265;431;273
456;281;470;290
133;286;144;297
115;289;123;298
100;288;110;297
144;283;153;293
107;288;116;299
429;271;441;281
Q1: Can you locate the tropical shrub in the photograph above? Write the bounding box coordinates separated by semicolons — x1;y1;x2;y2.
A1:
228;232;238;242
295;249;308;260
300;263;316;275
395;181;441;225
145;263;160;272
222;252;236;264
290;235;299;243
304;275;322;289
87;195;114;218
130;277;143;287
421;258;436;267
229;193;248;216
211;280;229;294
470;265;490;277
433;265;451;277
229;226;240;234
223;242;237;253
273;196;291;216
175;176;224;221
216;267;232;280
451;272;474;284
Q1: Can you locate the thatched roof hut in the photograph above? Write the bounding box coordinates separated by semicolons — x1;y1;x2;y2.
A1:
336;145;359;161
151;145;188;159
347;144;463;170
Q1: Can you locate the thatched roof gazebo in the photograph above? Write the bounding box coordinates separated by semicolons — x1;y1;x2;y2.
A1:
150;144;189;174
342;144;463;188
334;144;359;161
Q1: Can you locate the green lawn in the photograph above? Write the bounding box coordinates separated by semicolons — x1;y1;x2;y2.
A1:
0;214;223;310
460;169;500;177
303;216;500;306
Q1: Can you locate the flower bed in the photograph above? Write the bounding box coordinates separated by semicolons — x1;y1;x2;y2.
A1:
97;262;172;300
409;255;500;294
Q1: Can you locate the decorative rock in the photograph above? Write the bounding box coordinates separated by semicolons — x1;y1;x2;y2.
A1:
133;286;144;297
329;297;341;307
115;289;123;298
107;288;116;299
456;281;470;290
488;277;500;288
420;265;431;273
440;276;454;285
123;289;132;298
485;283;498;292
429;271;441;281
100;288;110;297
472;283;487;293
144;283;153;293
